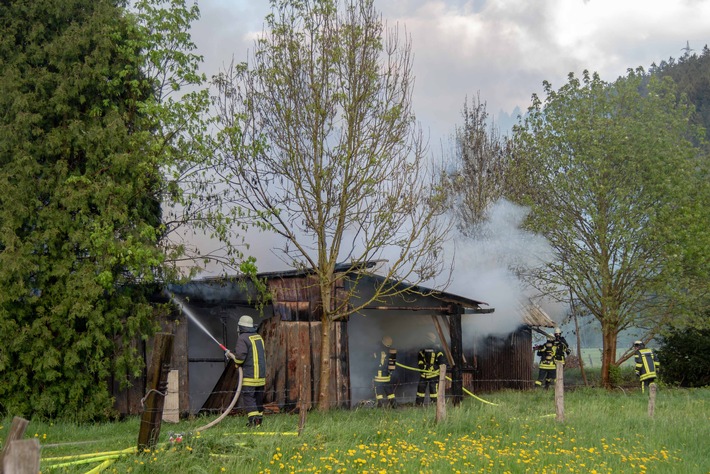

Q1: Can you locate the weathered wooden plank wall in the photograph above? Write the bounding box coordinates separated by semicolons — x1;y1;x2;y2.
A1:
261;318;349;411
467;327;533;392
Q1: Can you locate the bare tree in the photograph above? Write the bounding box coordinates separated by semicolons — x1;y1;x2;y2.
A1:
444;94;514;236
212;0;451;409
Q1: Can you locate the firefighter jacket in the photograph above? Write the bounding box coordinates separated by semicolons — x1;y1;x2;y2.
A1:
234;327;266;387
634;348;659;381
418;348;445;379
374;347;397;383
537;341;557;369
553;336;571;364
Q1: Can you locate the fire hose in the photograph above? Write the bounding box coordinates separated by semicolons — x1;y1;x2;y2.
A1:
42;355;243;473
195;358;244;432
395;362;499;406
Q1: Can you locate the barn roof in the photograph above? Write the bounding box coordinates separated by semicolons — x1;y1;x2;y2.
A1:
168;261;493;313
521;302;556;328
355;272;493;313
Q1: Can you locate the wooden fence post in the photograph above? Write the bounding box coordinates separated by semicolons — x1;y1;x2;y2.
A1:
0;417;30;474
2;439;40;474
436;364;447;423
648;383;657;418
137;333;174;451
555;360;565;422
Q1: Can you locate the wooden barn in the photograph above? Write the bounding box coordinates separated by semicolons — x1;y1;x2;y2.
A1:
111;264;553;416
462;304;556;393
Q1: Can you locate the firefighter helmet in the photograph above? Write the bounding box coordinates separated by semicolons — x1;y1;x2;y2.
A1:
238;315;254;328
633;340;644;348
382;335;393;348
554;327;561;335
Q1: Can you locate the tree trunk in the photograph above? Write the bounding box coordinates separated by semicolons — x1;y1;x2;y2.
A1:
600;328;617;388
573;311;588;386
317;312;331;411
317;278;333;411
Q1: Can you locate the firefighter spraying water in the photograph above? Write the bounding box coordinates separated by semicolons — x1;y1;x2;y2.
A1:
167;292;244;431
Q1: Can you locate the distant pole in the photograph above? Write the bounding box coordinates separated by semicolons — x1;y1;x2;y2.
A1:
648;383;657;418
137;333;174;451
555;360;565;422
436;364;447;423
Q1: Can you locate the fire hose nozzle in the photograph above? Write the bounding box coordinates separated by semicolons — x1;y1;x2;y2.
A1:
224;349;237;362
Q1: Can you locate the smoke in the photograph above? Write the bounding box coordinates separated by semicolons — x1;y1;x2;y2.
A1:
441;198;559;340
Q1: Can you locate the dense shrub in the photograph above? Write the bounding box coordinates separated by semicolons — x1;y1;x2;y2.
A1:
657;328;710;387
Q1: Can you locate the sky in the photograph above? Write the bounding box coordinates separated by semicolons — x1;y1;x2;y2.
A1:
185;0;709;324
190;0;710;143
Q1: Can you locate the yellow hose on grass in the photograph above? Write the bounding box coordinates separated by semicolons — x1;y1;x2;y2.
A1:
395;362;499;406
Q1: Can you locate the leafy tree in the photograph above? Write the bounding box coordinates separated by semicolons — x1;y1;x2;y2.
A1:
649;50;710;330
652;45;710;148
0;0;226;420
444;94;514;236
512;69;704;388
133;0;248;275
212;0;450;409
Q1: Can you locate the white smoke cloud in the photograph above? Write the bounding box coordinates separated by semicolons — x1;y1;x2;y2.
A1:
441;198;558;339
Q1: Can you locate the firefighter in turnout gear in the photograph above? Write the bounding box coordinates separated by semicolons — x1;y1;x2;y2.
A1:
374;336;397;408
416;333;445;406
535;336;557;389
553;327;572;364
233;315;267;427
633;341;660;393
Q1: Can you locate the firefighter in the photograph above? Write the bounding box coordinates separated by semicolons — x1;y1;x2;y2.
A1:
374;335;397;408
534;336;557;389
633;340;660;393
553;327;572;364
416;333;445;406
233;315;267;427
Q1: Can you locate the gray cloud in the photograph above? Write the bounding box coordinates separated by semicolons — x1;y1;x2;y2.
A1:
191;1;707;144
187;0;708;278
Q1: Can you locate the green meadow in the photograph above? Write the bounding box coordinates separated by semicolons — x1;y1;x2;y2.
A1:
5;384;709;474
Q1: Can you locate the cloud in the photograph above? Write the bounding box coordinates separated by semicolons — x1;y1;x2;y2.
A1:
187;0;708;276
191;0;708;142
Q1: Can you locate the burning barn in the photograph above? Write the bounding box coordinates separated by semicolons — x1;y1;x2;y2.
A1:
112;264;551;416
461;303;556;392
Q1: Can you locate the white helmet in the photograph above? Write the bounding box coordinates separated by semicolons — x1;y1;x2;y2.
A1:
381;335;393;347
554;327;561;335
238;315;254;328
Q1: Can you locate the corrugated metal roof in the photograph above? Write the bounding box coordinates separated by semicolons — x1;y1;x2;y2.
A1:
520;303;555;328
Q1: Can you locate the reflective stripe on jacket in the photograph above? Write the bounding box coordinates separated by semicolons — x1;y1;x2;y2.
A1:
635;348;659;381
418;348;444;379
374;349;393;382
234;329;266;387
538;342;556;369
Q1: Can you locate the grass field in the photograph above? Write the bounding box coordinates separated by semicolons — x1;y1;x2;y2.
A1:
4;385;709;473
